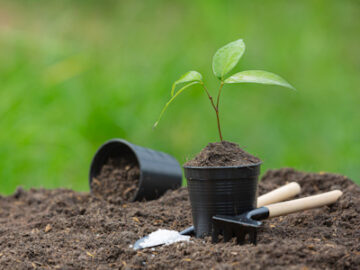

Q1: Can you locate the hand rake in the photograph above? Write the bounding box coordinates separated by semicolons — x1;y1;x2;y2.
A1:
212;190;343;245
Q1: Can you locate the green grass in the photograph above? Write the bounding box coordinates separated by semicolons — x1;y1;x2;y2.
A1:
1;0;359;195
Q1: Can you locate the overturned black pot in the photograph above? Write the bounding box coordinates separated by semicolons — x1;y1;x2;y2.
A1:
183;163;261;238
89;139;183;201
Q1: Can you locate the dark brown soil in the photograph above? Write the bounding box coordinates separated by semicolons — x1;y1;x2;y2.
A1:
0;168;359;269
91;157;140;203
184;141;261;167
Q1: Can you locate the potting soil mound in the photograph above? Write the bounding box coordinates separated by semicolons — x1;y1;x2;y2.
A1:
91;157;140;203
0;168;359;269
184;141;261;167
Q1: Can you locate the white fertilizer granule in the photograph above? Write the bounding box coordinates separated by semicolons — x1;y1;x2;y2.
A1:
136;229;190;249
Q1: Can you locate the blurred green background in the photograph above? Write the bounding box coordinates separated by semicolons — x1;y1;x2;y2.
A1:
1;0;359;195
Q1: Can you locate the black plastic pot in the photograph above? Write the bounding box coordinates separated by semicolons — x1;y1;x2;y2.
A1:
89;139;183;201
183;163;261;238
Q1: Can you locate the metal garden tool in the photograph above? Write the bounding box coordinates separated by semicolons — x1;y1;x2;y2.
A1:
133;182;301;250
212;190;343;245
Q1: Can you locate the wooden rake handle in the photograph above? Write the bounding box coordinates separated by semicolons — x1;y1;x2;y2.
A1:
267;190;343;218
257;182;301;207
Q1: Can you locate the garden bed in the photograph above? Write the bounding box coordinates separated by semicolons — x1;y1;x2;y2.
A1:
0;168;359;269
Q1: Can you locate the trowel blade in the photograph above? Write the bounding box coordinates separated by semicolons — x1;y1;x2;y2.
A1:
133;226;194;250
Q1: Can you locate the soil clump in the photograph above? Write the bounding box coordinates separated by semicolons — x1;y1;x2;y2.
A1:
184;141;261;167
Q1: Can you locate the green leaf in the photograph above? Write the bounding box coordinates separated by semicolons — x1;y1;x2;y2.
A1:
154;81;200;128
212;39;245;80
171;71;202;96
224;70;295;90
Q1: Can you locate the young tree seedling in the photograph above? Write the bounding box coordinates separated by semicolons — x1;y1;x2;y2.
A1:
154;39;295;141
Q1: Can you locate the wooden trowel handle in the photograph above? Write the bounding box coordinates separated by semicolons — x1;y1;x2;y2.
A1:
257;182;301;207
267;190;343;218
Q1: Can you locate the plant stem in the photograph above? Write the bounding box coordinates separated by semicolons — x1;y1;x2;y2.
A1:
215;109;223;142
201;83;223;142
215;82;224;141
216;81;224;109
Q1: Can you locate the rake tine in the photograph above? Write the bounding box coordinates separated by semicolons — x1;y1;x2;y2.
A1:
212;223;220;243
223;224;233;242
236;229;246;244
249;228;257;245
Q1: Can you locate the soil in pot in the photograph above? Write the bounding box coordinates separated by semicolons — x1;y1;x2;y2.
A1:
0;168;359;269
90;157;140;204
184;141;261;167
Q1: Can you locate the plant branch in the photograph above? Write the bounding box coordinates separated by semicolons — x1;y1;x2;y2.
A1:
201;82;223;141
216;81;224;109
201;83;217;111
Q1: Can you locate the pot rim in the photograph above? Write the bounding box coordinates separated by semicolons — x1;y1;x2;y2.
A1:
183;161;262;170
